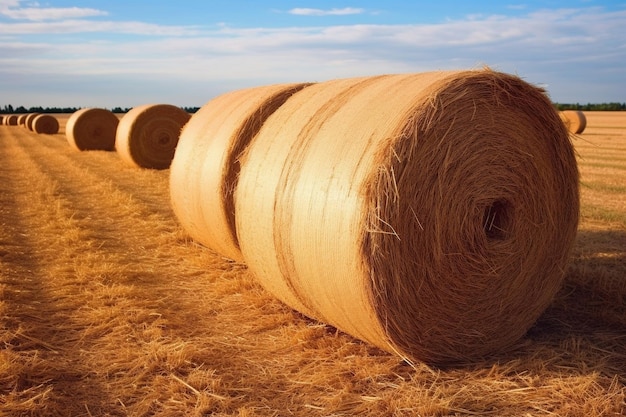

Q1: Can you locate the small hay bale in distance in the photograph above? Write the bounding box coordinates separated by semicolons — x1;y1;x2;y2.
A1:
25;113;41;131
32;114;60;134
116;104;191;169
559;110;587;134
65;108;119;151
235;69;579;365
5;115;18;125
170;83;311;262
17;114;28;126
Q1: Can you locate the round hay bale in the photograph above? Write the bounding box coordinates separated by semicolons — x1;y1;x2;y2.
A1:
559;110;587;134
32;114;60;134
235;69;579;365
17;114;28;126
65;108;119;151
25;113;41;130
0;115;4;125
116;104;191;169
5;115;18;126
170;83;311;261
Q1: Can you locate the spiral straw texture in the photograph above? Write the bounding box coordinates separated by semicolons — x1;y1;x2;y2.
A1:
559;110;587;134
235;69;579;365
32;114;60;134
116;104;191;169
66;108;119;151
170;83;311;261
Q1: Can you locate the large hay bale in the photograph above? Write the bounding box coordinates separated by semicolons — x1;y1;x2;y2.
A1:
65;108;119;151
235;69;580;365
5;115;18;125
559;110;587;134
25;113;41;131
116;104;191;169
17;114;27;126
32;114;60;134
170;83;311;261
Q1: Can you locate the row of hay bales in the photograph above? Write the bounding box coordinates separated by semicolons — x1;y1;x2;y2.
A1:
169;69;580;365
1;70;581;364
65;105;191;169
0;113;59;134
0;106;191;170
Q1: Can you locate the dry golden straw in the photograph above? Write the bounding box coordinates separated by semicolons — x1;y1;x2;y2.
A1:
559;110;587;134
66;108;119;151
170;83;311;262
235;69;580;365
32;114;60;134
116;104;191;169
25;113;41;130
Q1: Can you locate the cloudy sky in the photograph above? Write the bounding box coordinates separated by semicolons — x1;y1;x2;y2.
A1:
0;0;624;108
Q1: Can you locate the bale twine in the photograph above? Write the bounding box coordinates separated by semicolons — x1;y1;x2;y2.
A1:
559;110;587;134
5;115;18;126
25;113;41;130
32;114;60;134
116;104;191;169
170;83;311;262
65;108;119;151
235;69;580;365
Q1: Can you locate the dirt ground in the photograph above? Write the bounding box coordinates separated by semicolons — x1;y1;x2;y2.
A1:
0;111;624;416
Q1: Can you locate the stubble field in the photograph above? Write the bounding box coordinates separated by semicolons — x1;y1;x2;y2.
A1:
0;111;625;416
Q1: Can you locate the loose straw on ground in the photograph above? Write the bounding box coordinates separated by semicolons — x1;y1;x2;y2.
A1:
66;108;119;151
116;104;191;169
170;83;311;261
32;115;60;134
235;69;580;365
559;110;587;134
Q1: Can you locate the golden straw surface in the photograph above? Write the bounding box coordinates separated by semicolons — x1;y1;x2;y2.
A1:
236;69;580;365
170;83;311;262
65;108;119;151
32;114;59;134
116;104;191;169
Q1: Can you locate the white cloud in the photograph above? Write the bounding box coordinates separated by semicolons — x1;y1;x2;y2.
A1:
0;5;624;106
288;7;364;16
0;0;107;21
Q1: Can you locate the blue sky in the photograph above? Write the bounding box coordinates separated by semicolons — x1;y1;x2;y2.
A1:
0;0;624;108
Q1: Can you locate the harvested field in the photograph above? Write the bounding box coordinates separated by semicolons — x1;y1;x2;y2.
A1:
0;111;625;415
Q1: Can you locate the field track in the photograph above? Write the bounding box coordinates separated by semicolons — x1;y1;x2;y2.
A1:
1;113;625;415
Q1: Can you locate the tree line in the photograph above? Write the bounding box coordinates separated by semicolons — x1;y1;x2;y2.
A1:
0;105;201;114
553;102;626;111
1;103;624;114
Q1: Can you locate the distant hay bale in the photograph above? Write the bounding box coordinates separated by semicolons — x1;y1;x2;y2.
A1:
235;69;580;365
65;108;119;151
32;114;60;134
5;115;18;126
116;104;191;169
17;114;27;126
559;110;587;134
25;113;41;131
170;83;311;262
